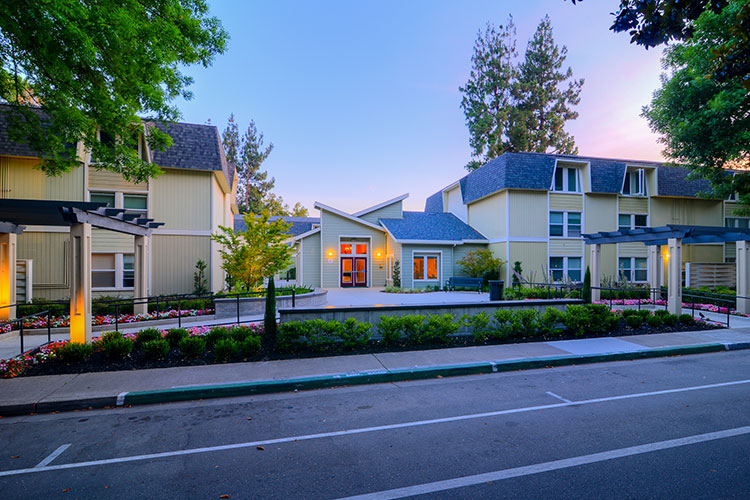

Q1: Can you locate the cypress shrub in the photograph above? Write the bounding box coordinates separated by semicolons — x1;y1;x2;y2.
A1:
582;267;591;304
263;276;277;351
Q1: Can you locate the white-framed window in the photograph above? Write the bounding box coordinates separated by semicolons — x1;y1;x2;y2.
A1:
619;257;648;282
549;256;582;282
90;191;116;207
413;253;439;281
623;168;647;196
726;217;750;229
618;213;648;232
92;253;135;289
549;211;581;237
124;194;147;213
89;191;148;215
553;166;581;193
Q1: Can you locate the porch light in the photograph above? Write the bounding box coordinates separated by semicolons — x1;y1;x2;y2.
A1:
327;249;335;258
375;250;382;258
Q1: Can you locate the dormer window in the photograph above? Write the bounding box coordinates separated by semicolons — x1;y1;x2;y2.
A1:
623;168;647;196
553;166;580;193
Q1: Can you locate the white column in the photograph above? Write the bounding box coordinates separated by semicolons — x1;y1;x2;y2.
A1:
69;222;92;343
0;233;17;321
590;243;601;302
133;235;149;316
737;241;750;315
667;237;682;315
648;245;660;302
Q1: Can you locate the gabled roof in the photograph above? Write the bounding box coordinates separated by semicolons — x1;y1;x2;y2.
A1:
380;211;487;243
352;193;408;217
233;214;320;237
313;201;386;231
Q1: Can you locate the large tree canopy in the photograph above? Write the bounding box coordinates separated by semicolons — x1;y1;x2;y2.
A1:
460;16;583;171
642;1;750;207
0;0;227;182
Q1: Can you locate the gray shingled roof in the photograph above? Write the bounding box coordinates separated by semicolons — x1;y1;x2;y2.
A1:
233;215;320;237
424;152;718;211
380;211;487;242
0;106;46;158
148;121;232;188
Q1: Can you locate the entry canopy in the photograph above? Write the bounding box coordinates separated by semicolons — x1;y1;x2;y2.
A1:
583;224;750;246
0;198;164;235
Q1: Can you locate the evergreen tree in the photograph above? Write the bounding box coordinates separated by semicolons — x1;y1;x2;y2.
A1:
263;276;277;352
240;120;275;214
513;16;583;155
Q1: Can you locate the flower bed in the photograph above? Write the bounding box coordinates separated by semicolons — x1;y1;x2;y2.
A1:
5;308;215;332
1;305;720;379
594;298;750;318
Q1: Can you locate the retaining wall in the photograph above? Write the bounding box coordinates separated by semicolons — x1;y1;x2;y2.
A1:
215;290;328;318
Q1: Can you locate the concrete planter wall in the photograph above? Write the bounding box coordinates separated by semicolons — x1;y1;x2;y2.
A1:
215;289;328;319
279;299;582;334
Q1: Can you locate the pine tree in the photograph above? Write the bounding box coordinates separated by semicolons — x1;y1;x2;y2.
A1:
240;120;275;214
513;16;584;154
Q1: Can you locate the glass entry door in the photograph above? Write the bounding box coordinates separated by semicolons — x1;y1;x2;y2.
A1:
341;257;367;287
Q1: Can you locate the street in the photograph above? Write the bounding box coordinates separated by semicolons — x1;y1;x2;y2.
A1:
2;350;749;499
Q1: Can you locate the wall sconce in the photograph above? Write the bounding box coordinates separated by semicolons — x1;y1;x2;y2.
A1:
327;249;335;258
375;250;382;258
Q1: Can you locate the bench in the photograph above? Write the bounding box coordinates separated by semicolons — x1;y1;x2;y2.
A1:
445;277;483;292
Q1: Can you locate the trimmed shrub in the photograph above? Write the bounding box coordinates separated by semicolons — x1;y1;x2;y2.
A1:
340;318;372;349
538;307;565;337
646;314;664;328
582;267;591;304
56;342;94;363
377;316;404;345
625;315;643;329
135;328;161;347
99;331;123;344
416;314;459;344
654;309;670;318
240;335;261;357
165;328;189;347
142;338;169;360
277;322;306;352
636;309;652;321
263;276;277;350
515;309;540;338
231;325;255;342
205;327;231;348
214;338;239;363
179;336;206;358
679;313;696;324
563;304;618;337
304;319;341;351
663;314;679;327
491;309;517;339
621;309;640;318
102;337;133;360
401;315;427;344
464;312;492;343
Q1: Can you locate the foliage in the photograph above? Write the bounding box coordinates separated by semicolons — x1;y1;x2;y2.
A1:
230;325;255;342
340;318;373;349
663;314;679;326
98;331;123;344
646;314;664;328
383;286;440;294
135;328;161;347
205;326;231;348
376;316;404;346
582;267;591;304
211;212;293;291
263;276;277;351
178;336;206;358
641;2;750;211
459;15;583;170
240;335;261;357
563;304;618;337
537;307;565;337
213;338;239;363
277;319;343;352
625;315;643;329
457;249;505;284
99;334;133;361
193;260;209;295
56;342;94;364
416;314;459;344
165;328;189;348
463;312;493;343
512;261;523;286
679;314;696;324
141;339;169;360
0;0;227;181
392;260;401;288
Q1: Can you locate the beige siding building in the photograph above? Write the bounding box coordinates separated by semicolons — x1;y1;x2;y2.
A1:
0;112;237;301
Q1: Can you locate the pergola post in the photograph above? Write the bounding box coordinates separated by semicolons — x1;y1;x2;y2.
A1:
667;237;682;315
590;243;601;302
0;232;17;321
133;235;149;316
648;245;660;302
69;222;92;343
736;240;750;315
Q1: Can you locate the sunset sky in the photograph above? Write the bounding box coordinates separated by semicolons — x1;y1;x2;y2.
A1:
177;0;667;213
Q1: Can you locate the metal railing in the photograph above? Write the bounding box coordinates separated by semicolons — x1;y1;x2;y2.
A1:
508;281;582;300
0;305;52;356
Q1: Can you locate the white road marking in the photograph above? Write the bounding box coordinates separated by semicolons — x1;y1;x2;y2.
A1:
335;426;750;500
116;392;127;406
546;391;573;404
34;444;71;469
0;378;748;477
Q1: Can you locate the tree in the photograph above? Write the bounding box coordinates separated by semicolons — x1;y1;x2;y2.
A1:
263;276;277;351
290;202;309;217
211;212;293;291
457;249;506;284
513;16;583;155
641;2;750;209
0;1;227;182
582;266;591;304
460;16;583;170
193;259;209;295
460;18;519;169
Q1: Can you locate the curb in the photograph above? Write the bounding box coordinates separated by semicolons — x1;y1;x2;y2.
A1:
0;342;737;417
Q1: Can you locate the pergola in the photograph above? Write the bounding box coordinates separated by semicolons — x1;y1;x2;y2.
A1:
0;199;163;343
583;225;750;315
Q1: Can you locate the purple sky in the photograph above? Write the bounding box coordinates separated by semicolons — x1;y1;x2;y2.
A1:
177;1;666;213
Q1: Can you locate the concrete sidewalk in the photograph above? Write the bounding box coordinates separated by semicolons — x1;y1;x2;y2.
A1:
2;327;749;417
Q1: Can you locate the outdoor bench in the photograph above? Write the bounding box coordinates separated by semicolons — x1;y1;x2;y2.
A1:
445;277;483;292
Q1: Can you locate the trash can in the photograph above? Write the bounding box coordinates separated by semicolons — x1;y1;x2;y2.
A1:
489;280;504;301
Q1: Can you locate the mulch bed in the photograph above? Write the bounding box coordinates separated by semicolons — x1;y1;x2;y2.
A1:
19;320;719;378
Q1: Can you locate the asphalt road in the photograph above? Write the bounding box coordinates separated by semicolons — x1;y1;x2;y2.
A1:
2;350;750;499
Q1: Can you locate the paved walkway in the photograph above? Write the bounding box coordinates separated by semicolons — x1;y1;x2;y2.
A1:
1;326;748;416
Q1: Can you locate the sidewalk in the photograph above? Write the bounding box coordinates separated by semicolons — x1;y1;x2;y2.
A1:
2;327;749;417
